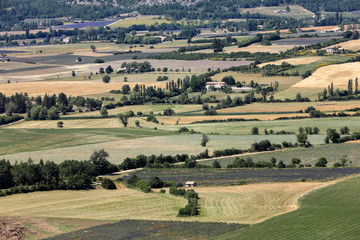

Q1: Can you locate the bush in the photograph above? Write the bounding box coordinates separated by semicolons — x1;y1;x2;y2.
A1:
146;115;159;123
178;203;199;216
136;180;151;193
95;59;105;63
101;178;116;190
149;176;164;188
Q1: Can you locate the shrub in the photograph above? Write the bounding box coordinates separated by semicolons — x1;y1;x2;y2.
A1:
146;115;159;123
149;176;164;188
95;59;105;63
136;180;151;193
178;203;199;216
101;178;116;190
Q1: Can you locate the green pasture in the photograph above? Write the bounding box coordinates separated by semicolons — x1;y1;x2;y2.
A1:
213;175;360;240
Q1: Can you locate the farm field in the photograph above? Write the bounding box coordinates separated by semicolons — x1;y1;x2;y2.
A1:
0;128;171;156
239;5;313;18
293;62;360;89
330;38;360;51
201;142;360;167
158;116;360;135
109;15;171;28
225;44;297;54
258;56;325;67
0;181;338;224
47;220;246;240
0;134;327;164
126;168;360;186
213;176;360;240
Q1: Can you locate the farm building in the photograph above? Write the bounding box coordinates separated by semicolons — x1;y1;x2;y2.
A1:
231;86;253;92
206;82;227;91
326;46;344;54
62;37;72;43
185;181;197;187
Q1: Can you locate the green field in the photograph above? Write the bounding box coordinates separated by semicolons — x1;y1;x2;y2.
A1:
200;142;360;167
213;175;360;240
110;15;172;28
0;133;327;164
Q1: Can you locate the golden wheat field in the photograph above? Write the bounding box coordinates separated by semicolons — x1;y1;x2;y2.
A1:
292;62;360;89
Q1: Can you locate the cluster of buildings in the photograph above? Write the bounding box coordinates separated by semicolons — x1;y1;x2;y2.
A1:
205;82;253;92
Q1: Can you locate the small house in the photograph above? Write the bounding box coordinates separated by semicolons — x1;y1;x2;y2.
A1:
326;46;344;54
63;37;71;44
206;82;227;91
185;181;197;187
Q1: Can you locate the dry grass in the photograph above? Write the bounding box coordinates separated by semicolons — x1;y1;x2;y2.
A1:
330;39;360;51
240;5;313;17
258;56;324;67
0;182;332;224
0;81;166;97
109;15;171;28
292;62;360;89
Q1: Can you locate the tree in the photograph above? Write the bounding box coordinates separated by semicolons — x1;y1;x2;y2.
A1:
135;120;140;127
212;38;224;52
315;157;327;167
102;178;116;189
122;85;131;94
326;129;340;143
100;107;108;117
89;149;111;175
212;160;221;168
57;121;63;128
222;76;235;86
102;75;111;83
251;127;259;135
277;160;286;168
118;113;129;127
291;158;301;166
99;67;105;74
71;71;76;78
201;134;209;147
149;176;164;188
297;132;308;145
340;126;350;135
163;67;168;73
105;65;113;74
47;106;59;120
90;45;96;52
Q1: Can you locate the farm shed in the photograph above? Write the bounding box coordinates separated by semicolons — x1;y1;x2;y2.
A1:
185;181;197;187
206;82;227;91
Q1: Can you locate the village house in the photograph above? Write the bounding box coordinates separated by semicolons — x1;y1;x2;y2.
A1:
206;82;227;91
62;37;72;44
326;46;344;54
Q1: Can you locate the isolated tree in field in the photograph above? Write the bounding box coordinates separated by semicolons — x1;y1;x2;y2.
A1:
297;132;308;145
162;67;168;73
99;67;105;74
251;127;259;135
270;157;277;165
135;120;140;127
124;77;128;82
201;134;209;147
71;71;76;78
90;45;96;52
291;158;301;166
57;121;63;128
277;160;286;168
100;107;108;117
105;65;113;74
118;113;129;127
315;157;327;167
102;75;111;83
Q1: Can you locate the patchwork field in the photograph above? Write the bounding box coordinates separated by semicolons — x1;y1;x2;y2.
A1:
330;39;360;51
258;56;325;67
293;62;360;89
213;176;360;240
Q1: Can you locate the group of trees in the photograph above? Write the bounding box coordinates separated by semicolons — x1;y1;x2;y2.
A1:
0;149;117;196
319;78;359;101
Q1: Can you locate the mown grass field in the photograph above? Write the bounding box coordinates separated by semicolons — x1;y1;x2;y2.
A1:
212;175;360;240
200;142;360;167
0;181;334;224
0;134;326;164
109;15;171;28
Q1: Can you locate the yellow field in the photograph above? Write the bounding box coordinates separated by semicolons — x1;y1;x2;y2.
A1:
292;62;360;89
258;56;324;67
331;39;360;51
109;15;171;28
0;182;331;224
240;5;313;17
0;81;166;97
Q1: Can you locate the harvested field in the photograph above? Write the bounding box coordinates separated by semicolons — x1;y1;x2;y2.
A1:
258;56;324;67
0;181;338;224
0;134;326;164
329;39;360;51
0;81;166;96
271;37;339;45
110;16;171;28
292;62;360;89
240;5;313;18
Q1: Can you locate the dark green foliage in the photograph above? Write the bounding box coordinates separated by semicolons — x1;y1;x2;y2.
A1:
315;157;328;167
201;134;209;147
102;75;111;83
178;203;199;216
222;76;236;86
95;59;105;63
149;176;164;188
89;149;117;175
251;127;259;135
169;187;186;196
212;160;221;168
146;115;159;123
101;178;116;190
136;180;151;193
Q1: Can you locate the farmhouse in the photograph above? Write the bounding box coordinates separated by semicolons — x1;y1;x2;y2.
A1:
326;46;344;54
62;37;72;44
185;181;197;187
206;82;227;91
